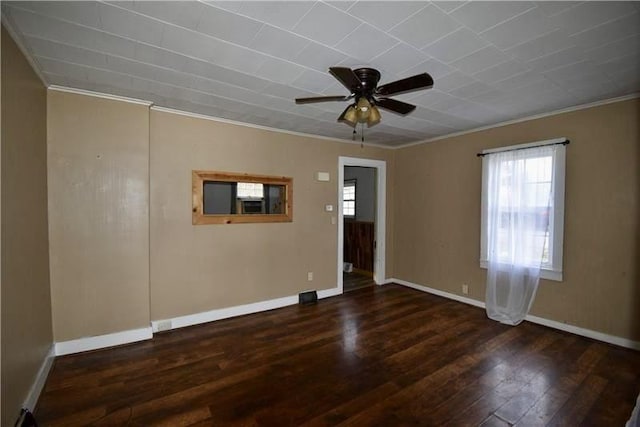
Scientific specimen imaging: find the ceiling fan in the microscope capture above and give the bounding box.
[295,67,434,128]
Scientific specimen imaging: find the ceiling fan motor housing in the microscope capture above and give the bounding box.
[353,68,381,101]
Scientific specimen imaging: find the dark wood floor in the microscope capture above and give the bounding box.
[36,285,640,426]
[343,270,374,292]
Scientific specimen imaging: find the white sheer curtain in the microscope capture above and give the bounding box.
[484,145,555,325]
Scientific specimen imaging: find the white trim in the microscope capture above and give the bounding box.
[48,85,153,106]
[151,287,342,333]
[150,105,391,149]
[22,345,55,412]
[46,88,389,147]
[391,278,485,309]
[54,327,152,356]
[338,157,387,290]
[389,278,640,351]
[480,142,566,281]
[479,261,563,281]
[394,93,640,149]
[151,106,346,144]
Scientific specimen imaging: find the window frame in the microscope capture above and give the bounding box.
[192,170,293,225]
[480,138,566,281]
[343,179,357,219]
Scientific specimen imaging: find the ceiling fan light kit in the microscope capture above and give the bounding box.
[295,66,434,134]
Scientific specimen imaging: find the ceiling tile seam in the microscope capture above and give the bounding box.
[474,4,539,37]
[0,9,50,87]
[318,1,438,56]
[241,21,268,51]
[7,2,341,83]
[199,1,370,67]
[32,54,335,122]
[540,1,583,18]
[473,28,564,71]
[395,92,640,149]
[469,58,532,81]
[519,43,585,69]
[432,2,467,15]
[380,2,430,34]
[366,40,405,65]
[328,21,366,53]
[418,26,473,52]
[20,34,282,103]
[443,5,569,66]
[583,33,640,59]
[148,105,379,147]
[102,2,330,76]
[412,6,534,72]
[284,0,318,36]
[7,11,335,98]
[393,59,442,83]
[568,10,639,38]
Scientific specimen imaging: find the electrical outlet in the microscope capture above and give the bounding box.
[462,284,469,295]
[307,272,313,281]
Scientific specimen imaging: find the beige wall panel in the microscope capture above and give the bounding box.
[47,91,150,342]
[1,26,52,426]
[394,99,640,341]
[150,111,394,320]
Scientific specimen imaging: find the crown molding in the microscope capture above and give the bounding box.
[394,92,640,149]
[44,86,639,151]
[150,105,391,149]
[47,85,153,106]
[43,85,388,148]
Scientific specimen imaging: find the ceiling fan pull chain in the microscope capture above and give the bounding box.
[361,123,365,147]
[352,128,356,141]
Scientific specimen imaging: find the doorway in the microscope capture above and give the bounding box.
[337,157,386,293]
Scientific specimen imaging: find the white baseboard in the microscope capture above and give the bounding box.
[23,345,55,411]
[152,286,343,333]
[391,278,486,309]
[54,327,153,356]
[389,278,640,351]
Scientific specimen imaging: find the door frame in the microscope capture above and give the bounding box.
[337,157,386,292]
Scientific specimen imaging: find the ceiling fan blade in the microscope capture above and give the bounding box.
[329,67,363,92]
[376,73,434,96]
[295,95,349,104]
[375,97,416,115]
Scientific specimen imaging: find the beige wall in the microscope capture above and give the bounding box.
[394,98,640,341]
[1,26,52,426]
[47,91,150,342]
[150,110,394,320]
[45,93,395,336]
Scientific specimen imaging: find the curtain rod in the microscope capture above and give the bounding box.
[477,139,570,157]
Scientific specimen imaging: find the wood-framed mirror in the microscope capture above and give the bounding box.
[192,170,293,225]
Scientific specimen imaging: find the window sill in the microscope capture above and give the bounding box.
[479,260,563,282]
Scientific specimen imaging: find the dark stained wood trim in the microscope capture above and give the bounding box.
[35,285,640,426]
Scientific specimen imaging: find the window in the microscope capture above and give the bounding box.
[192,170,292,224]
[343,180,356,218]
[237,182,263,198]
[480,139,566,281]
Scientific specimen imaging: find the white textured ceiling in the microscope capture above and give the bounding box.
[3,1,639,146]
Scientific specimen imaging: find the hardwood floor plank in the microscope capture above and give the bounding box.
[34,285,640,426]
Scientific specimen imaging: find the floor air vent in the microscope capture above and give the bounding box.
[299,290,318,305]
